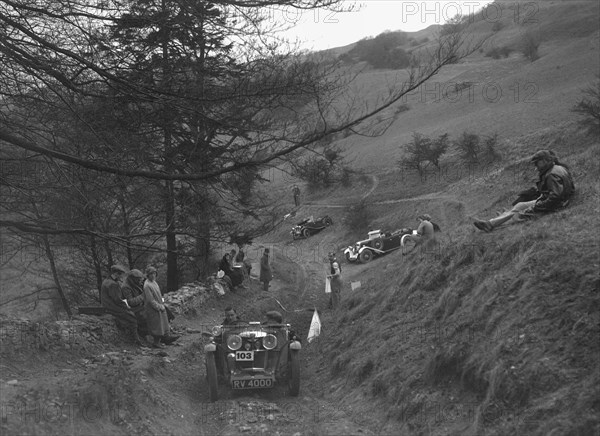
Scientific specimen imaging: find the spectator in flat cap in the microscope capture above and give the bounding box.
[474,149,575,232]
[263,310,283,325]
[101,264,145,346]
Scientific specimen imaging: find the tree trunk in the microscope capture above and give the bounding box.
[90,234,103,302]
[118,189,133,267]
[41,235,72,317]
[165,180,178,293]
[195,212,211,279]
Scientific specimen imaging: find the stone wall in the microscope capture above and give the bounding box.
[0,282,210,353]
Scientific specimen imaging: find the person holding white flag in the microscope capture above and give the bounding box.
[307,309,322,343]
[326,252,342,310]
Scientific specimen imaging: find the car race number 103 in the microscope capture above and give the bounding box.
[236,351,254,361]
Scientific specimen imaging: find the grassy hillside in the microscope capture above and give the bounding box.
[286,3,600,434]
[311,126,599,434]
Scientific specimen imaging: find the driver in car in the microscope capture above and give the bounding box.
[222,307,243,325]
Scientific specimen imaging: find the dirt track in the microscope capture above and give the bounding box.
[130,243,379,436]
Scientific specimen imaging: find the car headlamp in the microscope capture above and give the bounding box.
[227,334,242,350]
[212,326,222,336]
[263,334,277,350]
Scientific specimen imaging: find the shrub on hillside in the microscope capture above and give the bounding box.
[492,21,505,32]
[292,146,347,188]
[344,200,371,235]
[520,30,541,61]
[399,132,431,179]
[395,103,410,115]
[346,31,412,69]
[482,133,502,163]
[485,46,513,59]
[454,131,502,165]
[399,132,449,179]
[572,77,600,135]
[454,131,481,164]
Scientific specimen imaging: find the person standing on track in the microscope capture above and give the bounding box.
[327,252,343,310]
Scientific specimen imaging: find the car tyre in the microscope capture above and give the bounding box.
[345,251,352,262]
[302,228,311,238]
[324,217,333,226]
[206,353,219,402]
[288,350,300,397]
[358,249,373,263]
[373,239,383,250]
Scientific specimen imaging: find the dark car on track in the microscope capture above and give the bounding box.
[290,215,333,239]
[344,228,415,263]
[204,321,301,401]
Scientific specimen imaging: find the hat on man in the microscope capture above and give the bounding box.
[418,214,432,221]
[530,150,554,162]
[264,248,270,253]
[130,269,144,279]
[266,310,283,324]
[110,264,127,274]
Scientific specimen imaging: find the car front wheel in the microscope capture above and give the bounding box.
[288,351,300,397]
[302,228,311,238]
[359,249,373,263]
[206,353,218,402]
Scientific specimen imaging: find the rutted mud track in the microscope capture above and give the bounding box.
[159,242,377,436]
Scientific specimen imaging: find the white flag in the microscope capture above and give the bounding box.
[307,309,321,343]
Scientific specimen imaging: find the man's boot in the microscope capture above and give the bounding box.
[162,335,180,345]
[473,219,494,232]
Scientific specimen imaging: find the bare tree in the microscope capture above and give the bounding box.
[0,0,487,312]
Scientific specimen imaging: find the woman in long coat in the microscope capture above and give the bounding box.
[143,266,169,348]
[259,248,273,292]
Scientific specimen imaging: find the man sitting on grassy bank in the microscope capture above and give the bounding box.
[474,149,575,232]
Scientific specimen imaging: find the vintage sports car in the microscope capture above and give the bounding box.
[290,215,333,239]
[344,228,416,263]
[204,321,301,401]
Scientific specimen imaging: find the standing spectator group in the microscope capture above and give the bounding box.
[101,264,179,348]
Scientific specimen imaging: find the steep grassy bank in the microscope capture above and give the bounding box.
[319,138,600,435]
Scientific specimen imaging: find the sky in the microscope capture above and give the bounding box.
[279,0,495,51]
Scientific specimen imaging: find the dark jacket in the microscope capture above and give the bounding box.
[219,255,232,275]
[122,276,145,314]
[219,255,242,286]
[260,253,272,283]
[100,275,128,313]
[534,164,575,212]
